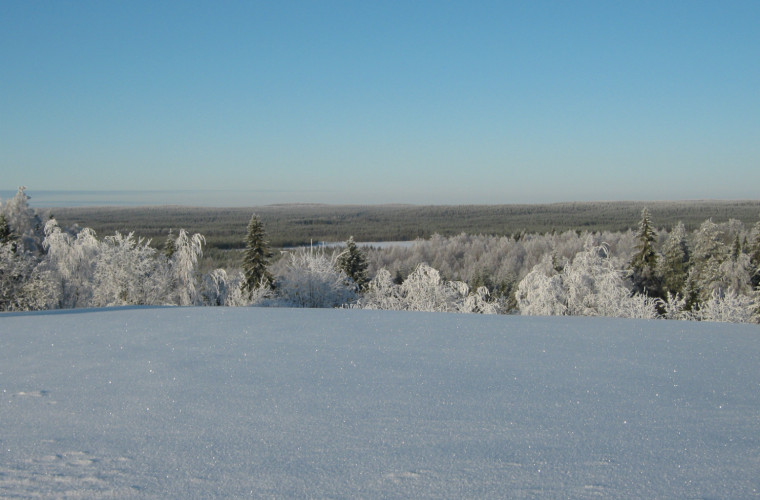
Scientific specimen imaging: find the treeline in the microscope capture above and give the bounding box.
[49,200,760,251]
[2,188,759,323]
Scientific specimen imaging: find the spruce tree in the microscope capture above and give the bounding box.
[242,214,273,293]
[630,208,661,297]
[337,236,369,290]
[657,221,690,296]
[163,229,176,259]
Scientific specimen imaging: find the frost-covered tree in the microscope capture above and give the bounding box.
[337,236,369,290]
[1,187,44,254]
[242,214,273,294]
[0,217,43,311]
[629,208,661,298]
[42,219,100,309]
[713,249,754,298]
[563,243,627,317]
[91,232,171,307]
[169,229,205,306]
[515,256,568,316]
[398,263,464,312]
[686,219,728,306]
[0,241,46,311]
[15,265,56,311]
[516,241,658,319]
[657,222,690,296]
[359,268,403,310]
[276,247,357,308]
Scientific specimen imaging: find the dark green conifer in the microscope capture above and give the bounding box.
[242,214,274,293]
[630,208,661,297]
[163,229,176,259]
[337,236,369,290]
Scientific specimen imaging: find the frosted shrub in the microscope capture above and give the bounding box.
[276,248,357,308]
[460,286,503,314]
[658,292,693,321]
[201,269,233,306]
[244,276,275,306]
[200,269,260,307]
[360,268,403,310]
[694,289,755,323]
[616,293,661,320]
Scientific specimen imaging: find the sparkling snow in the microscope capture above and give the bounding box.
[1,307,759,498]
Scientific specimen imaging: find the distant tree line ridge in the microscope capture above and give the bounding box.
[2,187,759,323]
[48,199,760,250]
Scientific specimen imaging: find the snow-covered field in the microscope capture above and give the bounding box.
[1,308,758,499]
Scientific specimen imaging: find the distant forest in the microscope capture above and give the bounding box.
[49,200,760,251]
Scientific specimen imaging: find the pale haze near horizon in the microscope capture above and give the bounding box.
[2,1,758,206]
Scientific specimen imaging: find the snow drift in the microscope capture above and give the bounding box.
[1,307,759,498]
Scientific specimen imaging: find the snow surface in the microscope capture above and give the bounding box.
[1,307,759,499]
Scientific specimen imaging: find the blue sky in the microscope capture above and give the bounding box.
[2,1,758,205]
